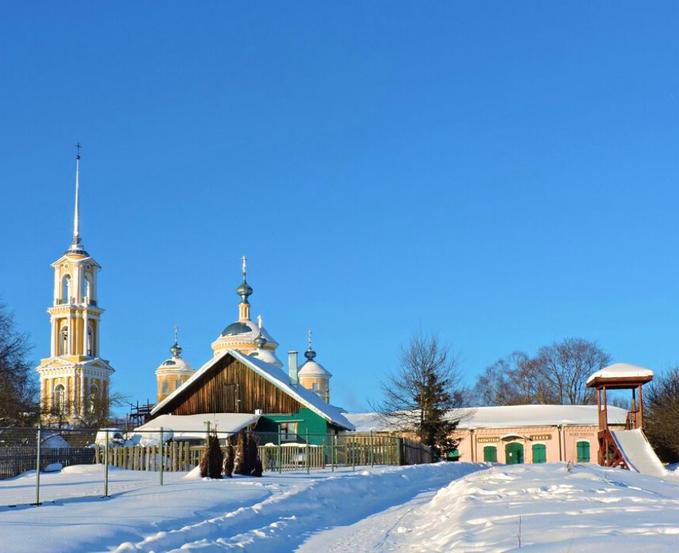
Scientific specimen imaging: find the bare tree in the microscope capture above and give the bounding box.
[473,338,609,406]
[533,338,609,405]
[645,367,679,463]
[40,389,126,428]
[378,333,463,456]
[0,302,38,425]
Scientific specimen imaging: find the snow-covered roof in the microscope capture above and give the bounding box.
[151,350,354,431]
[345,404,628,432]
[233,351,352,430]
[587,363,654,385]
[250,347,283,369]
[453,405,628,428]
[156,355,194,374]
[215,319,278,346]
[135,413,259,439]
[298,359,331,378]
[41,433,70,448]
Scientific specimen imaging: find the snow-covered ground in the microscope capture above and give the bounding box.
[303,463,679,552]
[0,462,482,553]
[1,462,678,552]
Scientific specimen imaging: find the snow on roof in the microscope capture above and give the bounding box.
[233,351,353,430]
[453,405,628,428]
[298,360,331,377]
[41,433,70,448]
[345,404,629,432]
[135,413,259,439]
[586,363,654,385]
[151,350,354,431]
[344,412,404,433]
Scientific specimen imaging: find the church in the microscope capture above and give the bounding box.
[37,150,352,438]
[148,257,354,439]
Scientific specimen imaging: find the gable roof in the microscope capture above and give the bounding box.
[151,350,354,431]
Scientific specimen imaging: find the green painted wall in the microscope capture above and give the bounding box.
[256,408,333,445]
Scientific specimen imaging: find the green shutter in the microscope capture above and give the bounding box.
[532,443,546,464]
[577,441,590,462]
[483,445,497,463]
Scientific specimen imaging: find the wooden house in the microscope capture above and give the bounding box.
[150,349,354,443]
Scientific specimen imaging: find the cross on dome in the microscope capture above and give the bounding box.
[305,329,316,360]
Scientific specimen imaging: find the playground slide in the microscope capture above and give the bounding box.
[610,429,666,477]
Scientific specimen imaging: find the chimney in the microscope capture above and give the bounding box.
[288,350,298,385]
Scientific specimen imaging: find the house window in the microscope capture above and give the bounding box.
[532,443,547,464]
[278,422,299,442]
[577,440,590,463]
[483,445,497,463]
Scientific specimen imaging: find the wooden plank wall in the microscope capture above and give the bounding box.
[157,357,302,416]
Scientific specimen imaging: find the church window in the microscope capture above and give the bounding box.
[59,326,69,355]
[83,274,93,301]
[61,275,71,304]
[162,380,170,396]
[87,323,95,356]
[89,385,99,414]
[53,384,65,414]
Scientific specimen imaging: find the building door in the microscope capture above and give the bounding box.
[483,445,497,463]
[576,441,590,462]
[505,442,524,464]
[532,443,546,464]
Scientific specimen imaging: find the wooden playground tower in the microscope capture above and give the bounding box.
[586,363,654,468]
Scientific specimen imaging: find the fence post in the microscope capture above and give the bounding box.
[370,431,374,468]
[104,429,109,497]
[331,434,336,472]
[34,424,42,506]
[159,427,164,486]
[305,429,310,474]
[277,428,282,474]
[352,440,356,471]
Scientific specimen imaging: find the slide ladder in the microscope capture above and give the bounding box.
[610,429,666,477]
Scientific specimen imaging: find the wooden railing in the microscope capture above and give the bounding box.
[93,435,432,473]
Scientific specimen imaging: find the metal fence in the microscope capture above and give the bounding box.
[0,426,432,508]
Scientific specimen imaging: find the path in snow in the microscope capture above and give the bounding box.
[0,463,484,553]
[111,463,483,553]
[300,463,679,553]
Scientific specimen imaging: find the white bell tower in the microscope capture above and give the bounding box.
[36,146,115,426]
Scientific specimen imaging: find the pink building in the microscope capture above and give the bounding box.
[347,405,628,465]
[452,405,627,464]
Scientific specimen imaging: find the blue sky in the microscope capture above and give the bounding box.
[2,3,679,413]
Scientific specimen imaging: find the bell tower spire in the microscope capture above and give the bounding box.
[69,143,84,253]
